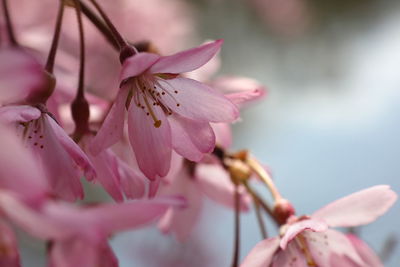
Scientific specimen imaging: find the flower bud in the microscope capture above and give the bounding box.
[273,198,295,225]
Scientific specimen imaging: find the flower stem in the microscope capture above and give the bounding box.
[45,0,65,74]
[246,157,282,201]
[86,0,127,49]
[71,0,90,139]
[74,0,85,98]
[78,0,119,50]
[2,0,18,46]
[242,181,279,226]
[231,184,241,267]
[254,199,267,239]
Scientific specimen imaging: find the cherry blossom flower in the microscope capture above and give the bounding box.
[90,40,239,180]
[241,185,397,267]
[0,105,95,201]
[158,159,251,241]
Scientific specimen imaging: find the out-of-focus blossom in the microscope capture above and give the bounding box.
[241,185,397,267]
[0,191,185,267]
[247,0,311,37]
[90,40,239,180]
[0,48,45,105]
[0,105,95,201]
[158,159,251,241]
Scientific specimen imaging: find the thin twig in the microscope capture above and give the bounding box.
[79,0,119,50]
[45,0,65,73]
[86,0,126,49]
[2,0,18,46]
[231,184,241,267]
[254,199,267,239]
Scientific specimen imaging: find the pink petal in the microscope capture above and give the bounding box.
[117,159,146,199]
[48,115,96,180]
[196,164,250,211]
[120,53,160,81]
[300,229,363,267]
[0,48,44,105]
[210,76,266,108]
[272,242,308,267]
[211,123,232,149]
[26,116,84,201]
[0,123,48,200]
[280,219,328,249]
[149,177,162,198]
[150,40,223,74]
[0,105,41,124]
[0,193,69,240]
[127,99,172,180]
[90,87,129,155]
[49,238,118,267]
[312,185,397,228]
[44,196,186,235]
[347,234,383,267]
[240,238,280,267]
[158,77,239,122]
[169,114,215,162]
[226,89,266,108]
[158,169,202,241]
[85,145,124,202]
[0,220,20,267]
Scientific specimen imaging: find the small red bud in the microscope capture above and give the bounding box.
[273,198,295,225]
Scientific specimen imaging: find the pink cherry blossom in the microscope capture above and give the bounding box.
[0,105,95,201]
[90,40,239,180]
[158,159,250,241]
[241,185,397,267]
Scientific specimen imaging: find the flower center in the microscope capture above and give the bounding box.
[131,74,180,128]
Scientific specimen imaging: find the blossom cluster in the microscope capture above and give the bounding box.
[0,0,397,266]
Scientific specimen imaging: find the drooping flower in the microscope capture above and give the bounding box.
[90,40,239,180]
[241,185,397,267]
[0,105,95,201]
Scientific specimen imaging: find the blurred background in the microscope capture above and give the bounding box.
[14,0,400,266]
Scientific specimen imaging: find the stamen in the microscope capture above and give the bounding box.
[295,235,317,266]
[142,92,161,128]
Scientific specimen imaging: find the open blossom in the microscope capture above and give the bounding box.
[0,105,95,201]
[90,40,239,180]
[241,185,397,267]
